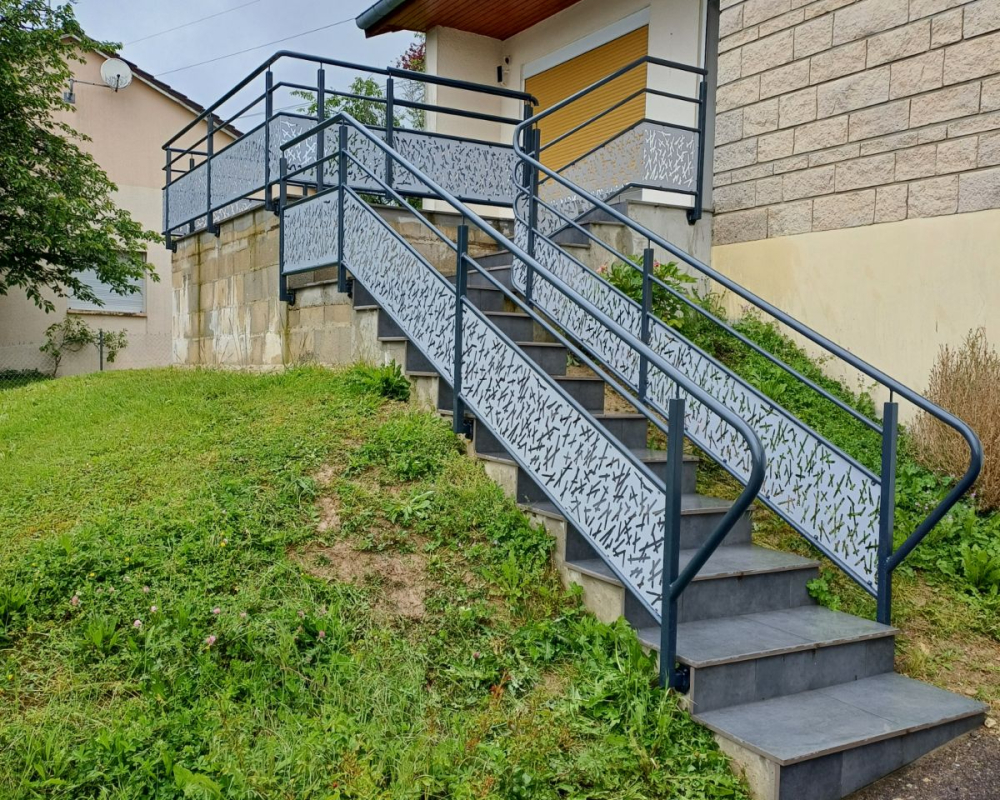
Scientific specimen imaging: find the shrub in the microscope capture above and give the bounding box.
[342,362,411,401]
[596,255,696,327]
[913,328,1000,511]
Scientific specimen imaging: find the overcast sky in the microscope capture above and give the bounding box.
[73,0,416,121]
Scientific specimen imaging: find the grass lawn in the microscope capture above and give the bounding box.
[0,367,747,799]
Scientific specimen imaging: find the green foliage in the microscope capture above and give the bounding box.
[0,367,748,798]
[341,360,410,401]
[294,76,396,128]
[0,1,159,311]
[597,255,697,327]
[960,545,1000,592]
[348,411,465,480]
[39,315,128,376]
[806,577,842,611]
[0,369,48,390]
[679,295,1000,620]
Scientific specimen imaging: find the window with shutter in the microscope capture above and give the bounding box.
[68,255,146,315]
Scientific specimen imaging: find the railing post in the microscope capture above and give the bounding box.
[385,76,395,192]
[164,150,174,252]
[452,225,469,435]
[337,123,348,293]
[660,397,686,690]
[278,155,290,304]
[687,78,708,225]
[638,247,654,402]
[877,401,899,625]
[206,116,217,236]
[525,127,541,306]
[315,68,326,194]
[188,157,196,235]
[264,69,274,213]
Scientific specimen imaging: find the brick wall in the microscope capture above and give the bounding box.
[712,0,1000,244]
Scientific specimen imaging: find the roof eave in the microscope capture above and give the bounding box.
[356,0,413,35]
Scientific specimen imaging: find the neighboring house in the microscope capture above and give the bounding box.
[358,0,1000,403]
[0,47,232,376]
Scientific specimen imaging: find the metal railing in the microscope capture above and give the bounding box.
[513,81,982,627]
[523,56,709,227]
[278,112,766,691]
[161,50,536,246]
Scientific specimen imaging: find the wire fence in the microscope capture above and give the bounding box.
[0,333,174,392]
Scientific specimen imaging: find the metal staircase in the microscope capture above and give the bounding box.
[162,53,986,800]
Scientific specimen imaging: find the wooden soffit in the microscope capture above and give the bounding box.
[357,0,586,40]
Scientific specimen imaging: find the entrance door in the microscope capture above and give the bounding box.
[525,26,649,171]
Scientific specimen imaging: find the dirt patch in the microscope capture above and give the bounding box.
[847,728,1000,800]
[295,540,428,619]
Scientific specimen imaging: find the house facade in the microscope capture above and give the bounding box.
[0,48,230,377]
[359,0,1000,402]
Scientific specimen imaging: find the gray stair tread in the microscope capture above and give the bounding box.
[566,558,617,582]
[680,544,819,581]
[565,544,817,590]
[632,448,698,464]
[696,673,986,766]
[636,606,896,666]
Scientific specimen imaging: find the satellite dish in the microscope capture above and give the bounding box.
[101,58,133,92]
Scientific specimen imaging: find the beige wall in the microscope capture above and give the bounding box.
[708,0,1000,407]
[712,207,1000,415]
[0,49,229,376]
[712,0,1000,244]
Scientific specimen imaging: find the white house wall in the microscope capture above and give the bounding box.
[425,0,709,146]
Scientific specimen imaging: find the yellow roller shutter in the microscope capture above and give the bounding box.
[525,26,648,171]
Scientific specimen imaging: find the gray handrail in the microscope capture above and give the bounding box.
[513,85,982,619]
[164,49,536,150]
[280,111,767,688]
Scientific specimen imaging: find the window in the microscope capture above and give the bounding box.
[68,255,146,315]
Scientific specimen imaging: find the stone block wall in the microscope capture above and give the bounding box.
[172,208,285,368]
[713,0,1000,244]
[172,204,507,370]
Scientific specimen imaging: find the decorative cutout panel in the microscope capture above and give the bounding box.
[211,123,266,210]
[511,237,882,589]
[166,161,207,230]
[336,193,673,611]
[282,193,340,275]
[535,121,698,237]
[394,131,518,204]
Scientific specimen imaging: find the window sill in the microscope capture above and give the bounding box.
[67,309,147,318]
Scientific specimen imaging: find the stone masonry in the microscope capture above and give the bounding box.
[171,205,506,369]
[713,0,1000,244]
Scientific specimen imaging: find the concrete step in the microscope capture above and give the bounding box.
[697,673,985,800]
[637,605,898,714]
[485,311,557,343]
[452,262,513,290]
[568,541,815,626]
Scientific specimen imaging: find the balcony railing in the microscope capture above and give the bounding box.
[161,50,537,247]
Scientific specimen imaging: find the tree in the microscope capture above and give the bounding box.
[294,76,395,128]
[0,1,158,312]
[394,35,426,131]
